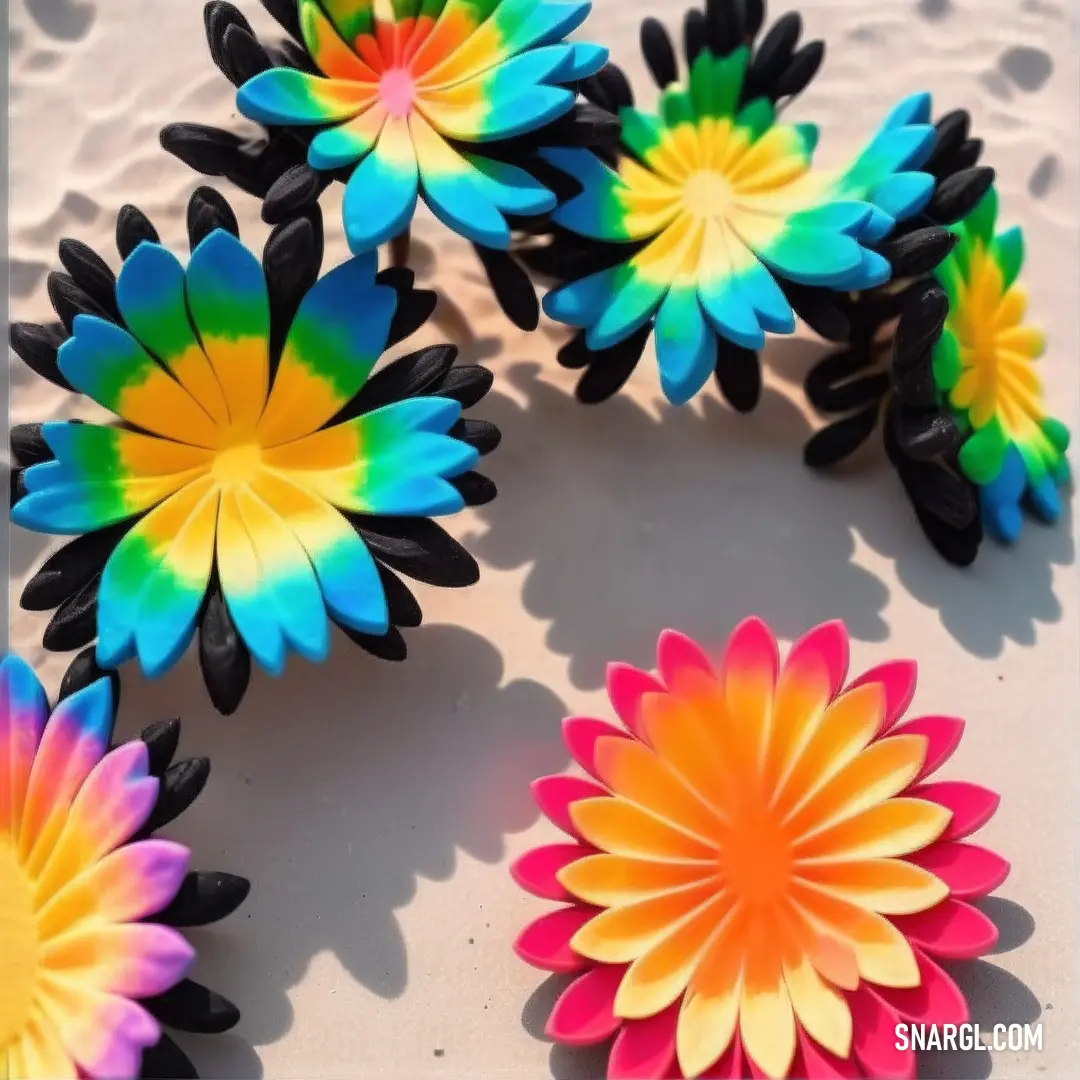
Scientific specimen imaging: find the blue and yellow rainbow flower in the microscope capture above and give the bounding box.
[932,188,1070,542]
[235,0,607,254]
[541,47,939,405]
[11,231,484,684]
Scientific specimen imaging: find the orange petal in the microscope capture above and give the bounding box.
[798,857,948,916]
[558,853,717,909]
[570,796,718,863]
[739,938,796,1079]
[797,797,951,862]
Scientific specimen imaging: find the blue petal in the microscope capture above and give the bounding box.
[655,291,715,406]
[871,171,936,222]
[342,137,419,254]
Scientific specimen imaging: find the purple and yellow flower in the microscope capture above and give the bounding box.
[931,188,1070,542]
[234,0,608,254]
[10,190,500,713]
[540,47,939,406]
[0,653,247,1079]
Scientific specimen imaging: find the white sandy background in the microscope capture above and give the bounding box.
[8,0,1080,1076]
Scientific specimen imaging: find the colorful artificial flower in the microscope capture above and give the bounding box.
[805,186,1068,565]
[10,188,500,714]
[514,620,1008,1080]
[529,6,942,409]
[0,653,248,1079]
[161,0,615,330]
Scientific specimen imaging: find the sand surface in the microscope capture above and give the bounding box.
[7,0,1080,1076]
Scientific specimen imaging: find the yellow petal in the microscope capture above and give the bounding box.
[739,947,796,1080]
[798,857,948,916]
[558,854,717,908]
[797,796,951,862]
[993,284,1028,329]
[570,796,718,863]
[570,880,721,964]
[783,954,853,1059]
[996,324,1046,359]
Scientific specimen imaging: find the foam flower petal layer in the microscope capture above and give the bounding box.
[513,620,1008,1079]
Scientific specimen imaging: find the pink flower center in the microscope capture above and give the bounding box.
[379,68,415,118]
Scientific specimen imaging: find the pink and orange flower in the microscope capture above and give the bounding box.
[513,620,1008,1080]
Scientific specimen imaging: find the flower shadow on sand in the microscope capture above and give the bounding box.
[109,623,569,1070]
[523,897,1040,1080]
[467,354,892,691]
[768,339,1075,658]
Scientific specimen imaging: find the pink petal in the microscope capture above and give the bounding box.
[546,964,626,1045]
[890,715,965,783]
[908,842,1010,899]
[847,986,916,1080]
[511,843,592,902]
[515,906,597,973]
[847,660,917,733]
[607,663,666,740]
[910,781,1000,841]
[656,630,714,689]
[607,1001,679,1079]
[719,617,779,687]
[796,1030,861,1078]
[889,898,999,960]
[874,948,969,1027]
[702,1036,747,1079]
[532,775,610,839]
[563,716,628,779]
[785,620,850,702]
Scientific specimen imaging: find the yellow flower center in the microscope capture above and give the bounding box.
[682,169,736,219]
[211,442,264,486]
[0,839,36,1048]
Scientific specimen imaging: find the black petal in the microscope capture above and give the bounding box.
[684,9,707,67]
[450,418,501,455]
[774,40,824,101]
[143,980,240,1034]
[516,233,630,282]
[338,623,408,661]
[154,871,251,928]
[879,226,958,278]
[714,340,763,413]
[221,23,273,85]
[941,138,985,176]
[376,561,424,628]
[926,109,970,174]
[783,283,851,343]
[275,37,321,74]
[706,0,744,57]
[10,468,26,507]
[901,459,979,529]
[745,0,766,40]
[892,358,939,409]
[264,213,322,361]
[59,646,121,709]
[450,471,498,507]
[804,406,880,469]
[895,282,948,365]
[141,1034,198,1080]
[430,365,494,409]
[557,330,593,369]
[596,63,634,111]
[198,586,251,716]
[579,73,613,113]
[354,517,481,588]
[139,718,182,777]
[911,499,983,567]
[10,321,72,390]
[387,286,438,350]
[48,272,109,334]
[187,186,240,250]
[340,344,458,422]
[159,121,248,177]
[258,0,303,40]
[42,576,100,653]
[205,2,255,86]
[474,245,540,331]
[642,17,678,88]
[57,239,119,319]
[926,166,995,226]
[804,347,875,413]
[116,205,160,260]
[575,325,651,404]
[136,758,210,838]
[22,522,128,612]
[11,422,52,467]
[747,12,801,100]
[891,403,962,461]
[263,163,330,224]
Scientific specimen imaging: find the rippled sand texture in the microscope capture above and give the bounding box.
[8,0,1080,1076]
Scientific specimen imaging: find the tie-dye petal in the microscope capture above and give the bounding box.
[237,68,379,126]
[0,655,48,840]
[460,152,557,217]
[319,0,377,45]
[654,287,714,406]
[342,115,420,254]
[411,111,512,248]
[258,251,395,444]
[185,230,271,434]
[299,0,380,81]
[308,102,389,170]
[251,471,390,637]
[56,316,219,447]
[515,622,1007,1079]
[543,148,637,242]
[114,242,230,426]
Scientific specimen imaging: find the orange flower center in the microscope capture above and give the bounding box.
[719,803,794,907]
[211,442,263,486]
[380,67,416,117]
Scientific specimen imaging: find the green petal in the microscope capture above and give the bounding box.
[931,330,963,391]
[660,85,695,130]
[620,106,665,160]
[965,186,999,245]
[736,97,775,143]
[1042,416,1071,454]
[958,420,1009,484]
[993,225,1025,291]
